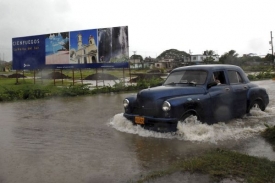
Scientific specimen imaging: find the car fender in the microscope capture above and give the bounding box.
[124,95,137,113]
[165,93,211,121]
[247,87,265,104]
[246,87,268,112]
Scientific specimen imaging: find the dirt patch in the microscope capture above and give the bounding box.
[42,72,71,79]
[130,73,164,82]
[147,69,162,73]
[0,75,8,78]
[84,73,118,80]
[8,73,26,78]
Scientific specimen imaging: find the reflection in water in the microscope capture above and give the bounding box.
[0,94,142,183]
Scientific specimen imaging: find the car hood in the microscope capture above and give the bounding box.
[137,85,206,101]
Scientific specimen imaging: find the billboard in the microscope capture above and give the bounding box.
[12,26,129,70]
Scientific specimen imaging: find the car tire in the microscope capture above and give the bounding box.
[248,99,265,113]
[179,113,197,123]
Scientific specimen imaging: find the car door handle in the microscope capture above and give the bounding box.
[225,88,230,91]
[244,86,248,89]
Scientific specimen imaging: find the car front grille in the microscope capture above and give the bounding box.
[132,106,156,116]
[131,98,161,117]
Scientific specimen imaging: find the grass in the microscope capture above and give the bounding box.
[0,73,164,101]
[134,124,275,183]
[135,149,275,183]
[261,125,275,146]
[242,65,274,72]
[247,70,275,80]
[42,68,131,79]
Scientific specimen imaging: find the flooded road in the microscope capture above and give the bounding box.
[0,80,275,183]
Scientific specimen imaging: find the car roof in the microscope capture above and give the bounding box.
[172,64,242,72]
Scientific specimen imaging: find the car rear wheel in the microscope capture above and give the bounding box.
[248,99,265,113]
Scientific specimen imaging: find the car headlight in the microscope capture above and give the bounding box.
[123,99,129,108]
[162,101,171,111]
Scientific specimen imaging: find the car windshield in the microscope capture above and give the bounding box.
[164,70,207,85]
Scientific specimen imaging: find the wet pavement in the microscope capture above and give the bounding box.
[0,80,274,183]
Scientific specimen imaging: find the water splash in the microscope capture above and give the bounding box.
[109,107,275,144]
[108,113,175,139]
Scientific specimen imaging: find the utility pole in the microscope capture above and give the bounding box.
[271,31,274,69]
[133,51,136,69]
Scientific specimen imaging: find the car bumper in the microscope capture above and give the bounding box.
[123,113,178,132]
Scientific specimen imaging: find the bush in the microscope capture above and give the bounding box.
[261,125,275,145]
[59,84,91,96]
[0,78,165,102]
[0,86,49,101]
[247,70,275,81]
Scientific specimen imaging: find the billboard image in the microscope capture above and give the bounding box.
[45,32,70,65]
[98,27,129,63]
[70,29,98,64]
[12,26,129,70]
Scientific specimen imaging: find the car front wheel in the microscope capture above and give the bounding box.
[179,112,197,123]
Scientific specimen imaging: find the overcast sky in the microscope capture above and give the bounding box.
[0,0,275,61]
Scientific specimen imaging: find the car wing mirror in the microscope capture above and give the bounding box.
[207,82,217,89]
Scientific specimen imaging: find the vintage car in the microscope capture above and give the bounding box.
[123,65,269,132]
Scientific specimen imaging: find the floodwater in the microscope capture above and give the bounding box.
[0,80,274,183]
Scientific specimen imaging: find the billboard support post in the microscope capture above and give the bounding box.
[72,69,75,86]
[123,68,125,86]
[102,68,105,86]
[53,69,56,86]
[33,70,36,84]
[80,69,83,85]
[16,70,19,84]
[61,69,63,85]
[96,68,98,88]
[40,69,43,84]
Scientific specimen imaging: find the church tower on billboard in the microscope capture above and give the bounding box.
[72,33,98,64]
[77,34,83,49]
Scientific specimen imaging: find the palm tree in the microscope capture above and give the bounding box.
[228,50,238,57]
[203,50,215,56]
[203,50,216,64]
[219,50,239,65]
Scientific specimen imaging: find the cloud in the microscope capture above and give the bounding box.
[1,0,275,61]
[247,38,266,54]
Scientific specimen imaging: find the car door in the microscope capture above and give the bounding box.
[207,70,234,121]
[227,70,247,117]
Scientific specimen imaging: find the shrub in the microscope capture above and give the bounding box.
[59,84,91,96]
[0,77,165,102]
[261,125,275,145]
[248,70,275,81]
[0,85,49,101]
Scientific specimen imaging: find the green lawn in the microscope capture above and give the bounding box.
[135,149,275,183]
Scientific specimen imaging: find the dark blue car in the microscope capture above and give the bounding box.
[123,65,269,132]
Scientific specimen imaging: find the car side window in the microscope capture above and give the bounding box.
[213,71,226,84]
[228,70,243,84]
